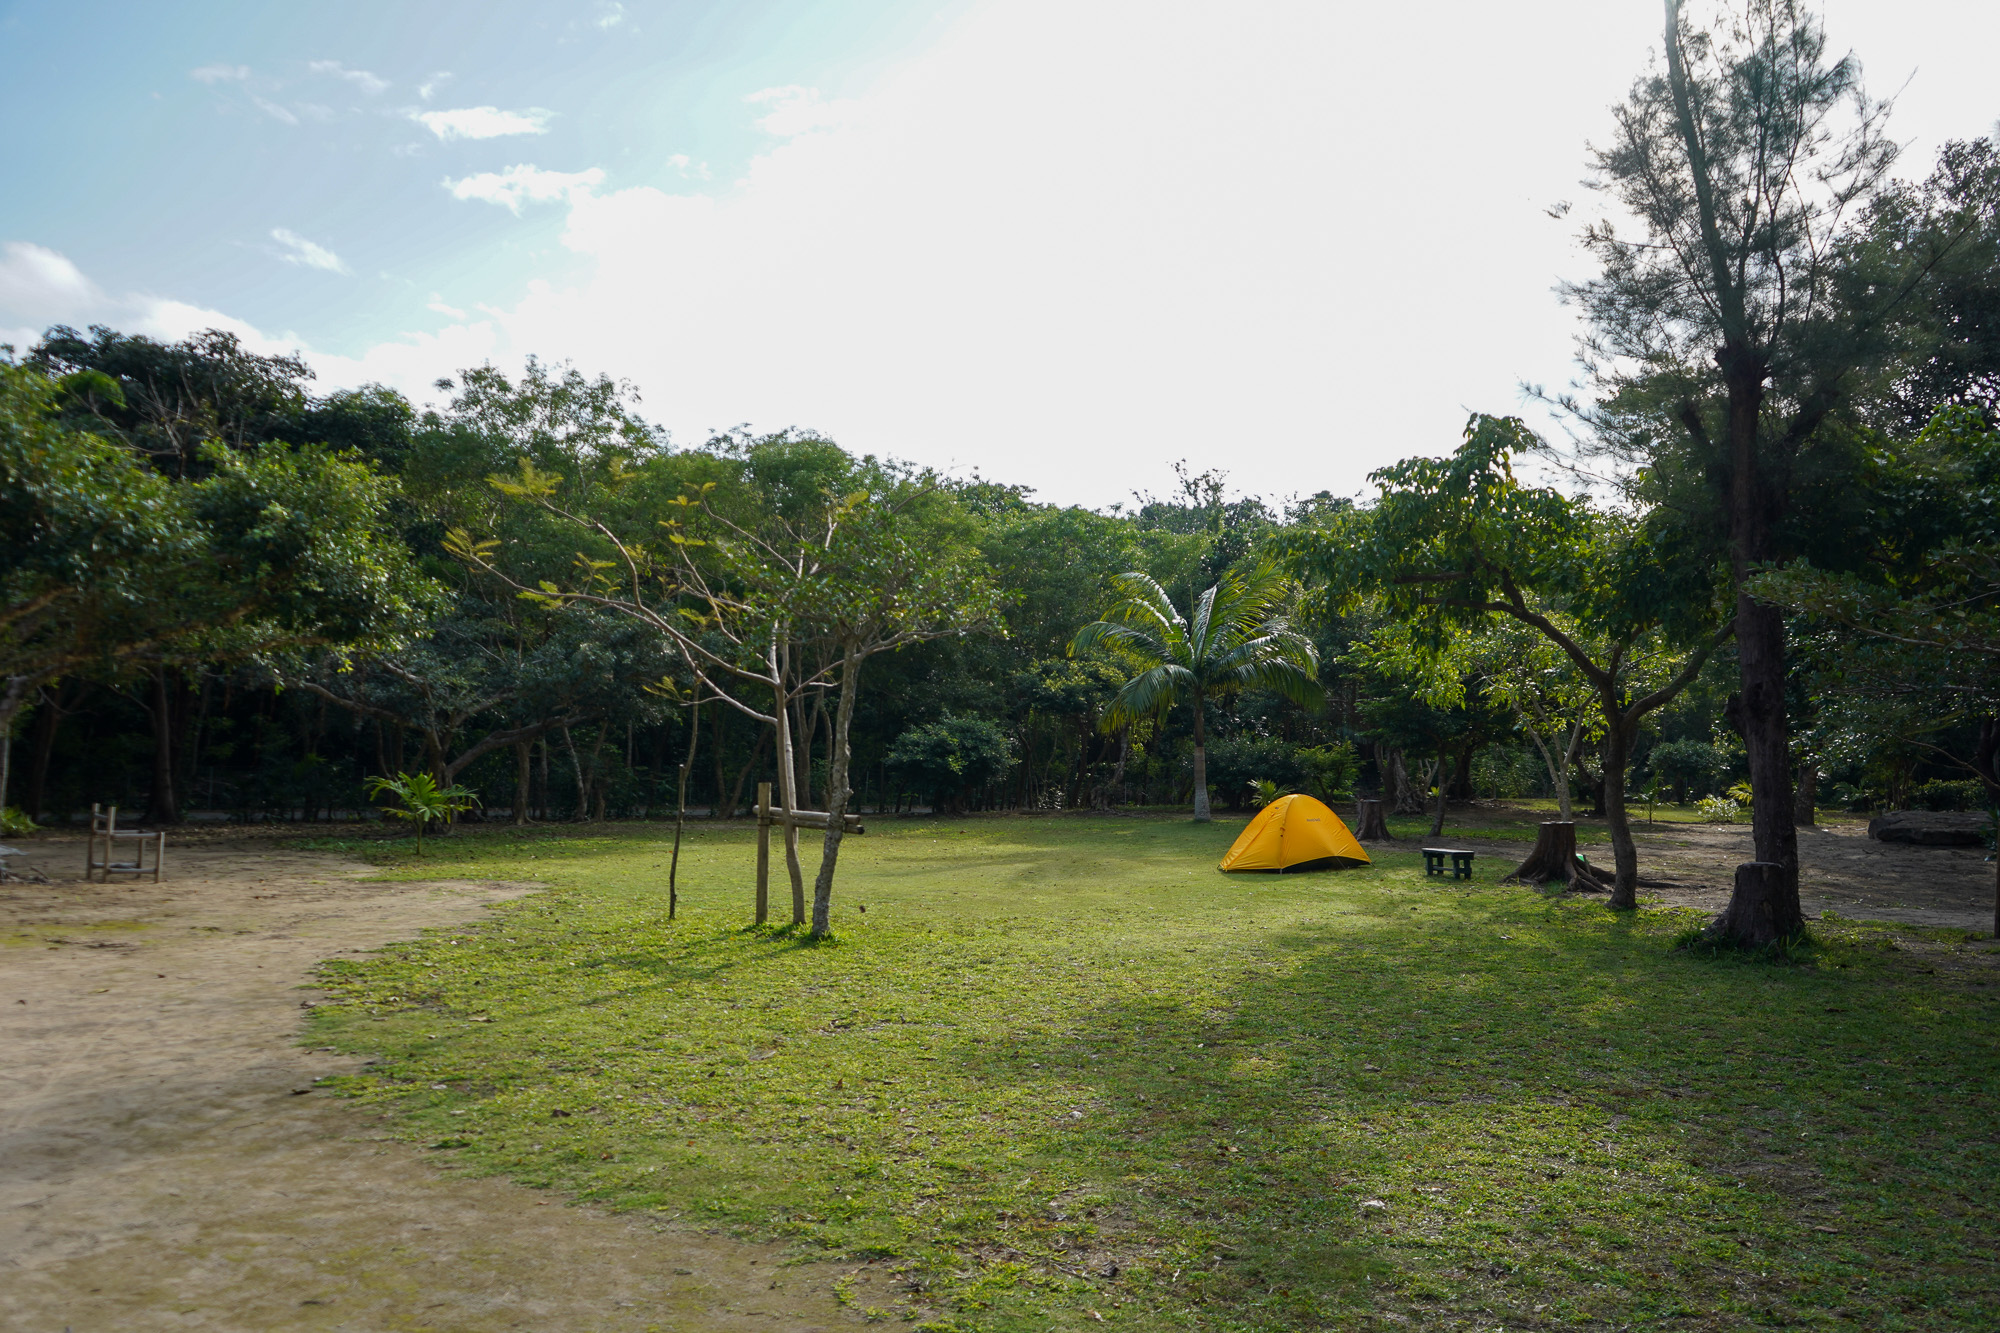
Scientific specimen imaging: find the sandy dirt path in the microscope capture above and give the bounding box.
[0,838,857,1332]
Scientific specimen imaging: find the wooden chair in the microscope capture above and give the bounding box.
[85,804,165,883]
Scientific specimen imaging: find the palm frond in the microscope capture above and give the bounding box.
[1107,662,1195,727]
[1070,618,1171,664]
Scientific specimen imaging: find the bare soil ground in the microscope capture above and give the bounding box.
[1438,806,1997,930]
[0,833,857,1332]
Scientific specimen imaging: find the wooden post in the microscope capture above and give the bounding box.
[755,781,771,926]
[1354,798,1391,842]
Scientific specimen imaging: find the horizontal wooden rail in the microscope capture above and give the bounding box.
[753,782,864,926]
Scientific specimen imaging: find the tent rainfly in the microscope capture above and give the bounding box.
[1218,794,1371,873]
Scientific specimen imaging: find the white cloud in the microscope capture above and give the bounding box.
[666,153,710,180]
[0,239,494,400]
[308,60,389,94]
[190,64,249,84]
[353,0,1638,504]
[744,86,850,138]
[0,241,102,317]
[427,293,468,319]
[250,95,299,126]
[596,3,626,30]
[271,228,349,274]
[62,0,2000,509]
[445,165,606,214]
[417,72,451,102]
[411,106,552,141]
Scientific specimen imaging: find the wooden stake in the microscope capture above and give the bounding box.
[755,781,771,925]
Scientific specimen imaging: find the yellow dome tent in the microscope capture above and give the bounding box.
[1218,794,1371,873]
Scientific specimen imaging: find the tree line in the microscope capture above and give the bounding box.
[3,1,1996,943]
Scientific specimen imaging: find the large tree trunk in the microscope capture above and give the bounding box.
[1450,743,1475,801]
[811,649,862,937]
[1735,594,1802,934]
[1703,861,1797,949]
[1663,0,1802,934]
[145,668,179,824]
[1190,695,1211,822]
[1388,748,1426,815]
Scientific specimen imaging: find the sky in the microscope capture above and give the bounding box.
[3,1,1997,510]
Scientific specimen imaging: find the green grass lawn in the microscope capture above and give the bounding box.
[307,817,1998,1331]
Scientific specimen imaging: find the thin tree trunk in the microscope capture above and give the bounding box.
[670,701,699,919]
[588,724,609,821]
[811,648,862,937]
[1428,747,1448,837]
[513,741,531,825]
[723,730,769,821]
[146,668,179,824]
[23,682,66,821]
[1106,726,1130,808]
[1602,716,1639,908]
[1190,691,1210,822]
[561,726,588,821]
[1793,758,1817,828]
[711,704,729,816]
[773,643,805,925]
[1557,722,1585,820]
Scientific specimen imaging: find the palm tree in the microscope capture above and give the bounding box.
[1071,560,1319,821]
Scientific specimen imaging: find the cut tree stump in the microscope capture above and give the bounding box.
[1508,821,1609,892]
[1354,798,1391,842]
[1702,861,1802,948]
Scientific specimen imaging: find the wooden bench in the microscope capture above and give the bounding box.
[85,804,165,883]
[1422,847,1475,880]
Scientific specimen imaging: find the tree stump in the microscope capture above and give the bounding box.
[1703,861,1803,948]
[1354,798,1391,842]
[1508,821,1609,892]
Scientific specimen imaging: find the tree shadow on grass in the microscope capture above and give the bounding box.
[931,892,1997,1329]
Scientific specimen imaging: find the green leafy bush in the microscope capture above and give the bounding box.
[1297,741,1361,803]
[1695,794,1745,823]
[0,807,36,838]
[1202,737,1308,810]
[885,716,1015,813]
[1911,778,1988,811]
[1648,739,1727,802]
